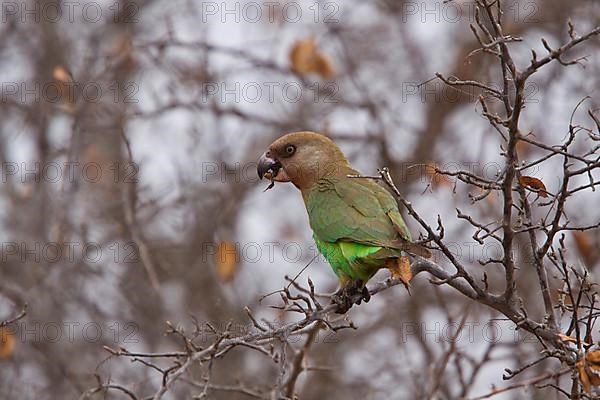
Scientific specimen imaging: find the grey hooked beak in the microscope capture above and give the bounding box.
[257,152,281,180]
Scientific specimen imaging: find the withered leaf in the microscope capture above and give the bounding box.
[573,231,599,267]
[558,333,590,346]
[289,37,336,79]
[578,359,592,393]
[577,349,600,393]
[518,176,548,197]
[313,52,336,79]
[214,241,239,282]
[424,163,453,188]
[52,65,76,108]
[516,140,530,156]
[52,65,73,83]
[0,328,15,359]
[290,37,317,76]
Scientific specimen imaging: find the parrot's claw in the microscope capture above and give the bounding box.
[331,291,353,314]
[331,281,370,313]
[353,286,370,305]
[360,286,371,303]
[331,286,353,313]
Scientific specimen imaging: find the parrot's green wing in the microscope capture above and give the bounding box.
[305,175,429,283]
[306,176,422,251]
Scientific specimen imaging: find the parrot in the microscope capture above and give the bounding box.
[257,131,431,312]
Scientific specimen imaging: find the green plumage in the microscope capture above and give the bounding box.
[304,173,413,285]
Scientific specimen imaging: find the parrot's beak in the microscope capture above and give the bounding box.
[257,152,289,182]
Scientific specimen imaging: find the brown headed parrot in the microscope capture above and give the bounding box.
[257,131,430,312]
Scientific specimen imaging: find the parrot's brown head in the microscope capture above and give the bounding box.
[258,131,352,191]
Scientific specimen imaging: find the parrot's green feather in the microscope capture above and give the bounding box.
[306,174,419,284]
[314,239,381,283]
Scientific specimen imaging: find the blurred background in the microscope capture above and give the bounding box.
[0,0,599,398]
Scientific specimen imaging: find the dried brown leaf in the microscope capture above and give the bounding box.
[573,231,599,267]
[314,52,336,79]
[52,65,73,83]
[289,37,336,79]
[290,37,317,76]
[0,328,15,359]
[424,163,453,188]
[516,140,530,156]
[52,65,76,108]
[558,333,590,345]
[578,349,600,393]
[214,241,238,282]
[518,176,548,197]
[579,359,592,393]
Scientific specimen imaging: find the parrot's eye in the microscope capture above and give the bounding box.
[284,144,296,156]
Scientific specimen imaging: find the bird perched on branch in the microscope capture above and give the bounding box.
[257,131,431,312]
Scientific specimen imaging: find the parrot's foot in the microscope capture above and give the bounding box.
[331,291,354,314]
[331,285,353,313]
[331,281,370,313]
[360,286,371,303]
